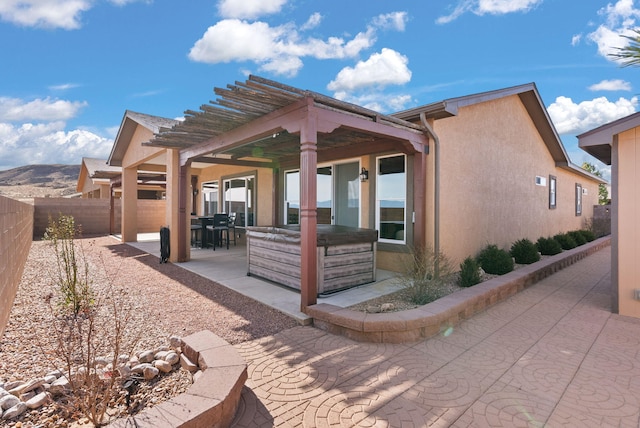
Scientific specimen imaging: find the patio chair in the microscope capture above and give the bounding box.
[206,213,230,250]
[227,212,237,246]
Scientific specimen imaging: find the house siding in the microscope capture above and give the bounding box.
[432,95,600,264]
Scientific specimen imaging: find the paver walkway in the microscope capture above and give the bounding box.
[230,247,640,427]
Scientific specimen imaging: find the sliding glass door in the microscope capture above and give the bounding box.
[223,176,255,227]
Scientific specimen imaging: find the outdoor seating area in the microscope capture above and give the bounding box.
[191,214,238,250]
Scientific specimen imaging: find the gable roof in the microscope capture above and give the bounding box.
[76,157,121,192]
[394,83,606,184]
[107,110,179,167]
[577,111,640,165]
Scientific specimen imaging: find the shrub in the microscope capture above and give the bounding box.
[568,230,587,246]
[553,233,577,250]
[477,244,514,275]
[510,239,541,264]
[44,215,93,316]
[536,237,563,255]
[579,229,596,242]
[397,246,455,305]
[458,257,482,287]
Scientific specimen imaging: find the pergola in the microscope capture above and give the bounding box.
[146,76,430,310]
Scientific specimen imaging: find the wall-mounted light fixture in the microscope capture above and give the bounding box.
[359,167,369,182]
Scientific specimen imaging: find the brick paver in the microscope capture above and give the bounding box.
[231,248,640,427]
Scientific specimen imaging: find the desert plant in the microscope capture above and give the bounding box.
[568,230,587,246]
[458,257,482,287]
[477,244,514,275]
[536,236,563,255]
[510,239,541,264]
[44,214,93,316]
[553,233,577,250]
[397,246,454,305]
[579,229,596,242]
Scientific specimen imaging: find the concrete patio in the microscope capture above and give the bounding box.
[123,235,637,426]
[126,233,399,324]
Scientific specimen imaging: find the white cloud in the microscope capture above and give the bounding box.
[188,19,378,76]
[217,0,286,20]
[328,48,411,92]
[548,95,637,135]
[49,83,81,91]
[0,121,112,169]
[0,0,92,29]
[589,79,631,91]
[587,0,640,62]
[0,97,87,122]
[301,12,322,31]
[571,34,582,46]
[437,0,541,24]
[372,12,408,31]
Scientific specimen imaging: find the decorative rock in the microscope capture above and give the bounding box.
[179,354,198,373]
[3,381,23,391]
[117,354,129,364]
[94,357,110,368]
[155,345,169,353]
[142,366,159,381]
[2,402,27,420]
[131,363,154,375]
[45,370,62,379]
[154,350,169,360]
[169,335,182,350]
[366,305,381,313]
[152,360,172,373]
[43,374,58,384]
[381,303,394,312]
[129,357,140,366]
[117,365,132,377]
[49,377,70,397]
[12,378,45,395]
[164,352,180,365]
[20,391,35,402]
[25,392,50,409]
[0,394,20,410]
[138,350,155,363]
[0,388,8,398]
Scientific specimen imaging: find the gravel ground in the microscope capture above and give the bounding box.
[0,236,298,427]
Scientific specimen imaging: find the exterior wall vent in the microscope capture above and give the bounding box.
[535,176,546,186]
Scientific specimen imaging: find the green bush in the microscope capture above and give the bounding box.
[477,244,514,275]
[536,237,563,255]
[458,257,482,287]
[554,233,577,250]
[510,239,541,264]
[579,229,596,242]
[568,230,587,246]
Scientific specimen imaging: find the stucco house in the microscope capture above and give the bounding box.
[578,112,639,317]
[108,76,604,311]
[77,157,121,198]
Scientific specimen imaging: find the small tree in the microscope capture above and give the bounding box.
[397,246,454,305]
[44,214,93,317]
[581,162,609,205]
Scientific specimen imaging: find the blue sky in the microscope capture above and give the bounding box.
[1,0,639,180]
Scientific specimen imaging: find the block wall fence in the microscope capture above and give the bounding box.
[0,196,34,336]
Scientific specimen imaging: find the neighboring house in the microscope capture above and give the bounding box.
[77,157,121,198]
[107,110,179,242]
[578,112,639,318]
[108,76,605,311]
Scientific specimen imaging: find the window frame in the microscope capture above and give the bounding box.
[575,183,582,216]
[375,153,407,245]
[549,175,557,209]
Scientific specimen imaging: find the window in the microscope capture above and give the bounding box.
[549,175,556,209]
[376,154,406,243]
[223,176,255,227]
[575,183,582,216]
[202,181,218,216]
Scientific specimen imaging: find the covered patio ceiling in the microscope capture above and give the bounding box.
[145,75,429,167]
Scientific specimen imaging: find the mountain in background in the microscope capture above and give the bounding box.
[0,164,80,199]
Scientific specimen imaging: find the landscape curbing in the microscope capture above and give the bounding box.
[109,330,247,428]
[306,236,612,343]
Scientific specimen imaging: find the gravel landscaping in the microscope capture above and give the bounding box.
[0,235,298,427]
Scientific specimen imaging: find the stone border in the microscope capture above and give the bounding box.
[306,237,611,343]
[110,330,247,427]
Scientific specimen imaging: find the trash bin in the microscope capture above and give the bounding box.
[160,226,170,263]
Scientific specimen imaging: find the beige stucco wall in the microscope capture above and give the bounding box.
[0,196,33,337]
[614,127,640,317]
[425,95,599,265]
[196,164,274,226]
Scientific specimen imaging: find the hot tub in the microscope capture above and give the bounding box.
[246,225,378,295]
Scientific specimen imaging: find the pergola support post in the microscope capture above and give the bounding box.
[299,112,318,311]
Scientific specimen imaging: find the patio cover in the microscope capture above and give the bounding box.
[145,75,430,310]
